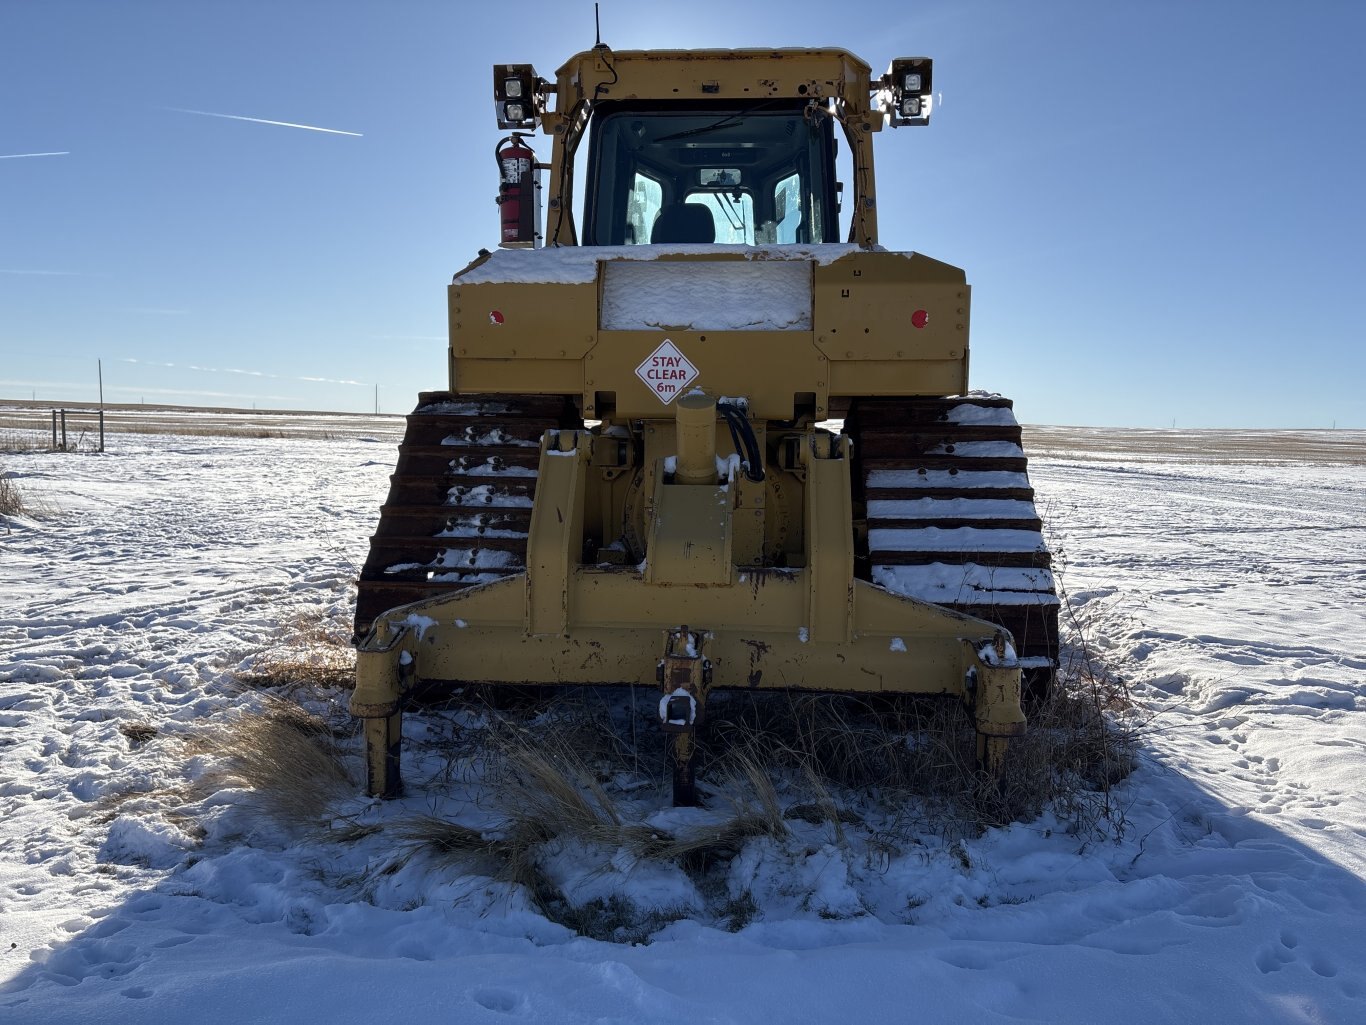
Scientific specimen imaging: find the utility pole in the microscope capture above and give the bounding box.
[98,359,105,452]
[374,384,379,415]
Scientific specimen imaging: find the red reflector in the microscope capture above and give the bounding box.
[911,309,930,329]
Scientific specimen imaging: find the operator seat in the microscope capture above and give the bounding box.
[651,203,716,243]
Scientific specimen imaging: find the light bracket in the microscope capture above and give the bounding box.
[494,64,542,130]
[879,57,933,127]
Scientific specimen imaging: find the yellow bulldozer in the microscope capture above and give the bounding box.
[351,44,1059,805]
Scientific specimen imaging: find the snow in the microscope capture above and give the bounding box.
[872,563,1059,604]
[456,243,873,285]
[946,402,1018,426]
[868,526,1046,553]
[431,547,517,569]
[867,468,1031,489]
[867,497,1039,520]
[976,638,1018,667]
[2,410,1365,1023]
[926,439,1024,458]
[436,517,526,539]
[602,260,811,332]
[449,458,536,477]
[658,689,696,727]
[443,428,538,448]
[446,483,532,508]
[398,613,438,639]
[418,399,511,415]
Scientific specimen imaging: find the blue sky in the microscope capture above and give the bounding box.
[3,0,1363,428]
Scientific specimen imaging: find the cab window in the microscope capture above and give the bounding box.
[584,101,838,246]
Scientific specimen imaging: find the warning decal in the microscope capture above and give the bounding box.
[635,339,699,405]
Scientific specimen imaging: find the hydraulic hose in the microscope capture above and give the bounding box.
[716,402,765,483]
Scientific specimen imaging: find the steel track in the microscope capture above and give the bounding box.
[845,395,1060,698]
[353,391,575,641]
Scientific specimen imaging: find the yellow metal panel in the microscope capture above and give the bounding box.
[525,432,589,635]
[591,330,825,420]
[828,360,968,397]
[360,570,1001,696]
[814,251,970,362]
[451,359,585,395]
[554,49,875,112]
[644,478,734,587]
[449,281,596,360]
[803,434,854,644]
[446,249,973,404]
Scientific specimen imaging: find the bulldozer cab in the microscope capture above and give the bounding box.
[496,48,936,249]
[582,100,841,246]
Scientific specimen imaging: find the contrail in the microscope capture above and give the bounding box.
[123,357,274,379]
[167,107,362,137]
[300,375,368,386]
[121,357,368,387]
[0,151,69,159]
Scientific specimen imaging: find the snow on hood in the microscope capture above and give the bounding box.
[455,243,882,286]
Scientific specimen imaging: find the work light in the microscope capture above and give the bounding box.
[494,64,539,129]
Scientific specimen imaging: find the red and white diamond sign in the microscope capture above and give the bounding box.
[635,338,698,404]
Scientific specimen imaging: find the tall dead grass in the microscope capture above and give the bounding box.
[196,698,355,826]
[704,668,1137,842]
[0,428,48,453]
[234,608,355,693]
[365,703,793,937]
[0,468,56,518]
[0,473,25,517]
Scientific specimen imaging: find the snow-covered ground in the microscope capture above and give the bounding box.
[1,409,1363,1023]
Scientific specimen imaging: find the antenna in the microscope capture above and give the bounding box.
[594,2,605,49]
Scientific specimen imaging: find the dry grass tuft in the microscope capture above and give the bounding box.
[494,727,625,841]
[202,698,355,825]
[0,429,47,453]
[119,720,158,748]
[554,896,692,944]
[383,648,1139,940]
[390,814,506,866]
[983,657,1139,833]
[703,666,1137,841]
[0,475,23,517]
[381,711,800,935]
[0,469,47,518]
[235,609,355,692]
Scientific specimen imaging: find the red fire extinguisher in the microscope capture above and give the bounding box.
[496,134,540,248]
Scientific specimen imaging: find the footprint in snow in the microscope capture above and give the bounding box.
[471,988,524,1014]
[1254,931,1341,979]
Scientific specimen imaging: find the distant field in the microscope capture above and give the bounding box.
[2,400,1363,465]
[0,401,404,445]
[1023,423,1366,465]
